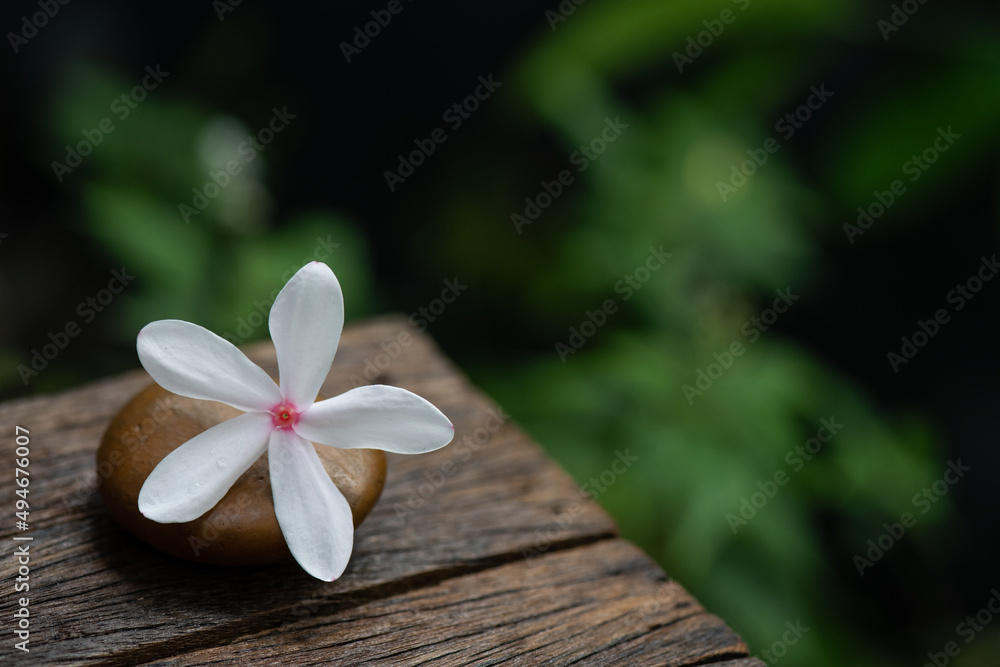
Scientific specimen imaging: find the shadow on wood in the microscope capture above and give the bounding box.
[0,315,764,666]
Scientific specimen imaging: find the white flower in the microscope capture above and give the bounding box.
[135,262,454,581]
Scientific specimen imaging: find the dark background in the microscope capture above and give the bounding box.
[2,1,998,665]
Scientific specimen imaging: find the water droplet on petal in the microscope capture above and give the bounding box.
[217,457,230,469]
[188,483,202,495]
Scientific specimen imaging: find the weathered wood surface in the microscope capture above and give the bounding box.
[0,315,763,666]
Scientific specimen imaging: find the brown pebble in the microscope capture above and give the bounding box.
[98,383,386,566]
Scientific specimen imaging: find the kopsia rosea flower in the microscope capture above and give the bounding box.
[135,262,454,580]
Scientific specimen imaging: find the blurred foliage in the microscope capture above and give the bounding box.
[5,1,998,665]
[46,64,376,346]
[410,2,999,666]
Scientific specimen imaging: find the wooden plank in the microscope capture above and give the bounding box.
[0,315,761,665]
[146,541,760,667]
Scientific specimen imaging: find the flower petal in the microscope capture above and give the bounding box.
[138,411,273,523]
[269,428,354,581]
[269,262,344,408]
[295,385,455,454]
[137,320,282,412]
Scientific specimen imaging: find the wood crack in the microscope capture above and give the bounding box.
[1,317,760,666]
[96,532,620,666]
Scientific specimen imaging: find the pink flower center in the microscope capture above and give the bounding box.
[271,403,299,429]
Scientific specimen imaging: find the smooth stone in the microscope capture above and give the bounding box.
[98,383,386,566]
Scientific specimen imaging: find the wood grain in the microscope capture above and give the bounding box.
[0,315,763,666]
[147,541,758,667]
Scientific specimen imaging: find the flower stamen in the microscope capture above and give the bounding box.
[271,404,299,429]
